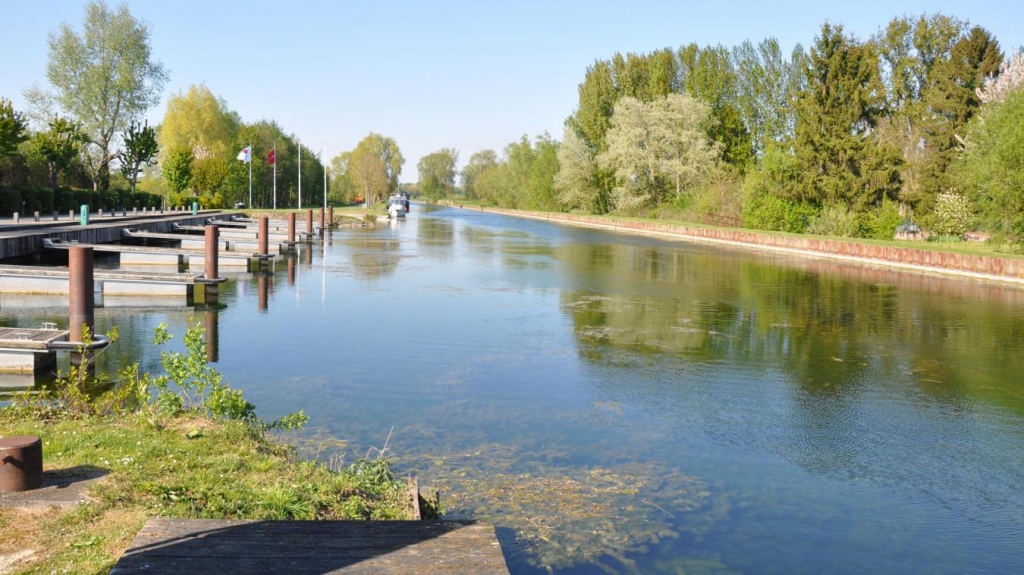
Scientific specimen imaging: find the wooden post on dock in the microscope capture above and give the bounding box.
[205,225,220,279]
[327,206,333,232]
[318,207,325,238]
[202,225,220,304]
[305,210,314,243]
[258,216,269,256]
[68,246,94,346]
[288,212,296,244]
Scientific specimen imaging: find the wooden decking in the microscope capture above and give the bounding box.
[0,326,67,350]
[109,518,509,574]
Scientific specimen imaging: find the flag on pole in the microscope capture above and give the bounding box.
[237,146,251,163]
[267,150,276,165]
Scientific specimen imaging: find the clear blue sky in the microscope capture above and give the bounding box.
[2,0,1021,181]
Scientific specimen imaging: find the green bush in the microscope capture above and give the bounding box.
[806,203,860,237]
[36,187,55,212]
[0,188,21,215]
[55,188,76,212]
[857,198,903,239]
[743,192,813,233]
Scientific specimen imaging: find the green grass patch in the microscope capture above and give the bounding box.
[0,320,422,574]
[0,411,413,574]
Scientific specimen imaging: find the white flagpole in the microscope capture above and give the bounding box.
[272,141,277,210]
[247,143,252,208]
[298,143,302,210]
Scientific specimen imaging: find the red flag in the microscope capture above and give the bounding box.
[267,150,276,165]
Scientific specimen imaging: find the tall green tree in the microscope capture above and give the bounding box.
[733,38,804,155]
[951,88,1024,238]
[32,117,84,187]
[871,13,966,210]
[27,1,168,191]
[460,149,498,199]
[679,43,753,167]
[0,98,29,158]
[789,23,901,210]
[163,147,194,205]
[554,125,605,213]
[120,120,158,193]
[417,148,459,202]
[921,25,1002,204]
[158,84,240,163]
[348,134,400,206]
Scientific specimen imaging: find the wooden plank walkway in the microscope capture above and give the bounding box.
[0,326,66,350]
[109,519,509,574]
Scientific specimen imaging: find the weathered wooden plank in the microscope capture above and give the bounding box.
[110,519,509,575]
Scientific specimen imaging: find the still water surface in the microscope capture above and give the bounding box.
[6,205,1024,574]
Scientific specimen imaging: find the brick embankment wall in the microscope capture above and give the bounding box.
[460,205,1024,283]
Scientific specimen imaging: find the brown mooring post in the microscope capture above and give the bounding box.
[305,209,314,243]
[0,436,43,492]
[258,216,269,255]
[287,212,296,244]
[203,224,220,303]
[318,207,325,238]
[327,206,333,232]
[68,246,94,344]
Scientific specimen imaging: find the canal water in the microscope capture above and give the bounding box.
[5,205,1024,574]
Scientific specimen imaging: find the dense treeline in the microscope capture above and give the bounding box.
[452,14,1024,246]
[156,84,326,209]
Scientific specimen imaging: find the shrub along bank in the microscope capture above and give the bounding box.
[0,186,163,216]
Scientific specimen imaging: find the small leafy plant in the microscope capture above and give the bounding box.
[150,321,308,431]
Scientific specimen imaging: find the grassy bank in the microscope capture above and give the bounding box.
[0,321,425,574]
[0,411,415,574]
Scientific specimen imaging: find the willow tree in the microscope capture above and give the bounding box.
[460,149,498,199]
[554,126,604,213]
[348,134,403,206]
[158,84,240,163]
[27,1,168,190]
[598,93,719,211]
[418,148,459,202]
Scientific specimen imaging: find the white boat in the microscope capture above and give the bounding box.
[387,193,410,218]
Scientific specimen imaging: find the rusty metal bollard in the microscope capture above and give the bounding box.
[0,436,43,492]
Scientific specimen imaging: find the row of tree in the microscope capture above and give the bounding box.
[156,84,327,209]
[445,14,1023,244]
